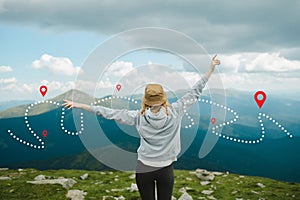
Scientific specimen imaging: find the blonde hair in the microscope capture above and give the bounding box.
[141,100,170,116]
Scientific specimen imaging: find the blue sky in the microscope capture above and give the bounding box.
[0,0,300,101]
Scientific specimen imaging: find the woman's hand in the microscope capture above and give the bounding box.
[63,100,76,110]
[211,54,221,67]
[62,100,92,112]
[205,54,221,80]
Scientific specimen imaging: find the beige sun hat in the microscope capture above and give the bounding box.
[143,83,167,106]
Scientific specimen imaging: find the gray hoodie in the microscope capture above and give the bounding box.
[91,77,208,167]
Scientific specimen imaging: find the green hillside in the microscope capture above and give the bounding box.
[0,168,299,200]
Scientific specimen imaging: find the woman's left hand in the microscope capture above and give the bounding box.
[211,54,221,67]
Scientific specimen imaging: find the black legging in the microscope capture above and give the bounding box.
[135,160,174,200]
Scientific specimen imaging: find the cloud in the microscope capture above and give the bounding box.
[0,0,299,53]
[0,65,13,72]
[106,61,135,77]
[244,53,300,73]
[0,78,76,100]
[0,77,17,84]
[219,52,300,74]
[32,54,81,76]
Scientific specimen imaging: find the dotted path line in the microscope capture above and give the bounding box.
[7,100,84,149]
[7,96,293,149]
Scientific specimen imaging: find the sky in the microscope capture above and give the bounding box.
[0,0,300,101]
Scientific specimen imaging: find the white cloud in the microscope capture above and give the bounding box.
[0,66,13,73]
[0,77,17,84]
[218,52,300,74]
[245,53,300,73]
[40,80,75,92]
[106,60,135,77]
[0,78,77,101]
[32,54,81,76]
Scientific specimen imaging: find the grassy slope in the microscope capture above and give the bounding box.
[0,168,299,200]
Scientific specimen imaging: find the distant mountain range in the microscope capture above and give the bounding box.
[0,89,299,183]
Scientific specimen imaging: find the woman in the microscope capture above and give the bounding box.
[63,55,220,200]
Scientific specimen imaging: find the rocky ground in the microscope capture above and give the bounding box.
[0,168,299,199]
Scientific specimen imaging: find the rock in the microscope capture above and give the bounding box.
[80,173,89,180]
[235,198,243,200]
[178,192,193,200]
[197,173,215,181]
[18,169,24,172]
[207,196,217,200]
[130,183,138,192]
[232,191,238,194]
[102,196,114,200]
[66,189,87,200]
[172,196,177,200]
[179,187,193,194]
[212,172,223,176]
[27,177,76,189]
[34,175,46,181]
[114,196,125,200]
[0,168,9,171]
[0,176,11,180]
[111,188,124,192]
[256,183,265,188]
[186,177,192,181]
[194,169,215,181]
[129,174,135,179]
[179,187,186,193]
[201,190,214,195]
[62,178,77,188]
[200,181,211,185]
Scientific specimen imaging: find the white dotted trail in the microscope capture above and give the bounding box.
[183,98,293,144]
[7,100,84,149]
[7,96,293,149]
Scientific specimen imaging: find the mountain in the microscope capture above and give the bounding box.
[0,89,95,119]
[0,100,34,112]
[0,89,299,183]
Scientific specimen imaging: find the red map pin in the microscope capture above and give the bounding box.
[116,84,121,91]
[42,130,48,138]
[39,85,48,97]
[254,91,267,108]
[211,117,216,124]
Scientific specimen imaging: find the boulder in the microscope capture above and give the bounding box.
[200,181,211,185]
[257,183,265,188]
[201,190,214,195]
[130,183,138,192]
[66,189,87,200]
[34,175,46,181]
[178,192,193,200]
[207,196,217,200]
[0,176,11,180]
[129,174,135,179]
[80,173,89,180]
[197,173,215,181]
[27,177,76,189]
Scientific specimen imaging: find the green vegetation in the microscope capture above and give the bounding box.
[0,168,299,199]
